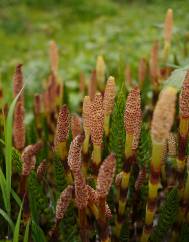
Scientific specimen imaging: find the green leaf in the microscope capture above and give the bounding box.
[23,219,30,242]
[0,208,15,232]
[163,66,188,90]
[13,202,23,242]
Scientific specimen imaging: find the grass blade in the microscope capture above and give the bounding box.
[0,168,8,212]
[4,86,24,215]
[13,202,23,242]
[0,208,15,232]
[11,189,22,207]
[23,219,30,242]
[0,138,5,145]
[31,220,47,242]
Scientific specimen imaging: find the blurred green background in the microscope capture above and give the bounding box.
[0,0,189,106]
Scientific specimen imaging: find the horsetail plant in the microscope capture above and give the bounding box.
[20,142,43,223]
[49,40,63,110]
[54,105,72,183]
[49,185,74,240]
[114,87,142,238]
[49,40,59,79]
[68,135,89,241]
[13,64,25,152]
[163,9,173,63]
[138,58,147,89]
[149,41,159,105]
[82,96,91,154]
[167,133,177,190]
[103,76,116,137]
[90,93,104,175]
[96,55,106,92]
[37,159,47,180]
[178,160,189,224]
[34,94,43,138]
[2,8,189,241]
[177,70,189,192]
[71,113,83,139]
[141,87,177,242]
[82,96,91,175]
[88,70,97,101]
[96,153,116,242]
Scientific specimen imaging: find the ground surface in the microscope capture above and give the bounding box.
[0,0,188,104]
